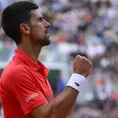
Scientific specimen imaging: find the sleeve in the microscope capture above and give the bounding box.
[9,67,48,115]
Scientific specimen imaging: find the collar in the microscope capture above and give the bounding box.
[14,49,49,77]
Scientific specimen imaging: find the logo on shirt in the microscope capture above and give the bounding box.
[74,82,80,86]
[25,93,38,102]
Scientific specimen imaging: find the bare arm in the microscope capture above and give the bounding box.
[31,86,78,118]
[31,56,92,118]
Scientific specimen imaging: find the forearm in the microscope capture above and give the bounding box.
[31,83,79,118]
[47,87,79,118]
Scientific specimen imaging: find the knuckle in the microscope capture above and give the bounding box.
[76,55,82,59]
[82,56,86,59]
[82,56,88,61]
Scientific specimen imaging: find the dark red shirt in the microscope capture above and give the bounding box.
[0,49,54,118]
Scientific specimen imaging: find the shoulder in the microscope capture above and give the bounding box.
[1,63,32,83]
[3,64,27,75]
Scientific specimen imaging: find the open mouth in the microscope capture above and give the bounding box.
[46,33,50,37]
[45,30,50,37]
[45,30,48,34]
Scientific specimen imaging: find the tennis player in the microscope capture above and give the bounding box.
[0,1,92,118]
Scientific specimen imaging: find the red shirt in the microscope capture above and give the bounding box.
[0,49,54,118]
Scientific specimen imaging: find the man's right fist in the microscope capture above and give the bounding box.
[73,55,92,78]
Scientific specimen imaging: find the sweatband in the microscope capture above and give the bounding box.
[66,73,86,92]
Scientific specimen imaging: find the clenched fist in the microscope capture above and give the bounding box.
[73,55,92,78]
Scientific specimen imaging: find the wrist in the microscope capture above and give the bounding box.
[66,73,86,92]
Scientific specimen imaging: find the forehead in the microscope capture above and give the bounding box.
[30,9,43,20]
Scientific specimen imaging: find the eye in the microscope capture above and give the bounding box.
[38,17,43,22]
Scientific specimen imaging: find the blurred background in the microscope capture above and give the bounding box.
[0,0,118,118]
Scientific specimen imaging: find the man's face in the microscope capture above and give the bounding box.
[29,9,51,46]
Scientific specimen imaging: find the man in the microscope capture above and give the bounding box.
[0,1,92,118]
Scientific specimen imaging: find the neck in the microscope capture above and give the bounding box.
[17,43,42,63]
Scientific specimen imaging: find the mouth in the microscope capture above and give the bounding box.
[46,33,50,38]
[45,30,50,37]
[45,30,48,34]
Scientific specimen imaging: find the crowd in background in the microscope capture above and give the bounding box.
[0,0,118,118]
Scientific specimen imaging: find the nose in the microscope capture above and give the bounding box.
[44,20,51,28]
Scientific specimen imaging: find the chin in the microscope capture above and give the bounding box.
[42,37,51,46]
[44,40,51,46]
[35,36,51,46]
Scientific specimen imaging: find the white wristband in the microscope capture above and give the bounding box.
[66,73,86,92]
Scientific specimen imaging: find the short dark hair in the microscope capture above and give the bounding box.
[1,1,38,45]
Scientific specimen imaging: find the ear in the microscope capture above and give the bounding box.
[20,23,30,35]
